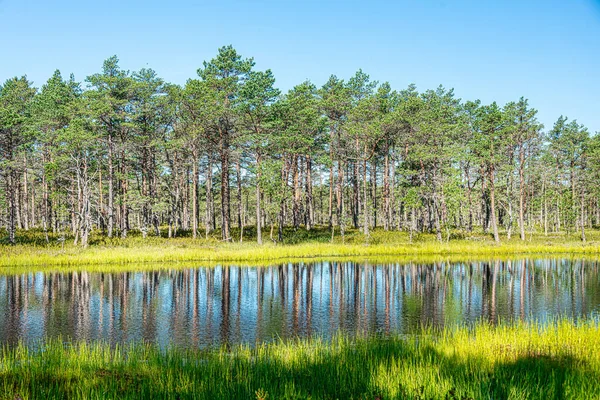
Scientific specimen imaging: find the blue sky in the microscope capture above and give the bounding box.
[1,0,598,132]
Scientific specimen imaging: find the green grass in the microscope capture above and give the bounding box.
[0,320,598,399]
[2,227,600,271]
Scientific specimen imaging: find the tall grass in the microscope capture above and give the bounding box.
[0,320,598,399]
[2,227,600,270]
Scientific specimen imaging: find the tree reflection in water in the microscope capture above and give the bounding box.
[0,259,599,348]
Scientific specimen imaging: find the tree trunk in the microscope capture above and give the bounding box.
[292,155,301,230]
[7,168,17,244]
[120,149,128,239]
[518,144,526,240]
[107,133,115,238]
[328,126,335,229]
[256,154,262,244]
[42,153,50,243]
[571,161,576,235]
[506,172,513,240]
[581,176,586,242]
[22,155,29,230]
[371,158,377,229]
[182,166,190,231]
[78,156,92,248]
[489,166,500,243]
[383,147,390,231]
[352,159,359,229]
[220,132,231,241]
[362,160,369,237]
[467,168,474,233]
[390,152,396,230]
[481,164,489,233]
[543,177,548,236]
[236,157,242,231]
[336,160,345,242]
[305,155,314,231]
[192,147,199,239]
[206,156,213,238]
[278,159,287,243]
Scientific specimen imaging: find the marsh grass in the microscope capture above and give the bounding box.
[2,227,600,271]
[0,320,598,399]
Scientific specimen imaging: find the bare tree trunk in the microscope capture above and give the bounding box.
[352,158,359,229]
[518,145,526,240]
[319,172,324,225]
[120,150,128,239]
[581,177,586,242]
[140,150,149,238]
[239,192,245,243]
[543,176,548,236]
[465,165,474,232]
[506,172,513,240]
[386,152,396,230]
[182,167,190,231]
[383,148,390,231]
[77,156,92,248]
[328,127,335,229]
[192,147,199,239]
[98,165,104,234]
[371,158,377,229]
[236,157,242,231]
[107,133,115,238]
[7,168,17,244]
[481,164,489,233]
[305,155,314,231]
[30,165,35,228]
[571,161,576,235]
[206,156,213,238]
[362,159,369,237]
[220,132,231,241]
[42,156,50,243]
[256,155,262,244]
[489,166,500,243]
[336,160,345,242]
[70,192,77,236]
[278,157,290,242]
[151,162,160,236]
[292,155,301,230]
[16,173,22,230]
[22,155,29,230]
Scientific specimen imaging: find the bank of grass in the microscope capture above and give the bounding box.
[1,227,600,270]
[0,320,598,399]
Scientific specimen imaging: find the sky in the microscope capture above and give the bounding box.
[0,0,598,133]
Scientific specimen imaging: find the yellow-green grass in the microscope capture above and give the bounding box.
[2,227,600,271]
[0,320,598,399]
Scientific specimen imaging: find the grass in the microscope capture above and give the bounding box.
[2,226,600,270]
[0,320,598,399]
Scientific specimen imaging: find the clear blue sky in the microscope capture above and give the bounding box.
[1,0,598,133]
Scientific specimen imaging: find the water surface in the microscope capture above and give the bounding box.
[1,259,599,347]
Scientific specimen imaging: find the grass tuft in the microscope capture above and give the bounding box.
[0,320,598,399]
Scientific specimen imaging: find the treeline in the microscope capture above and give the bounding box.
[1,46,598,247]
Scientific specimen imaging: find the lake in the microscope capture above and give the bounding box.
[1,258,599,348]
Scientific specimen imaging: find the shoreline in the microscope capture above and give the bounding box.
[2,233,600,272]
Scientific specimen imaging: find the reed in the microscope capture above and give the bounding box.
[0,320,598,399]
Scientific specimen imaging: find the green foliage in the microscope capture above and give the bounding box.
[0,76,36,160]
[1,45,596,248]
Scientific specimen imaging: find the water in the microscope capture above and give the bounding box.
[1,259,599,348]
